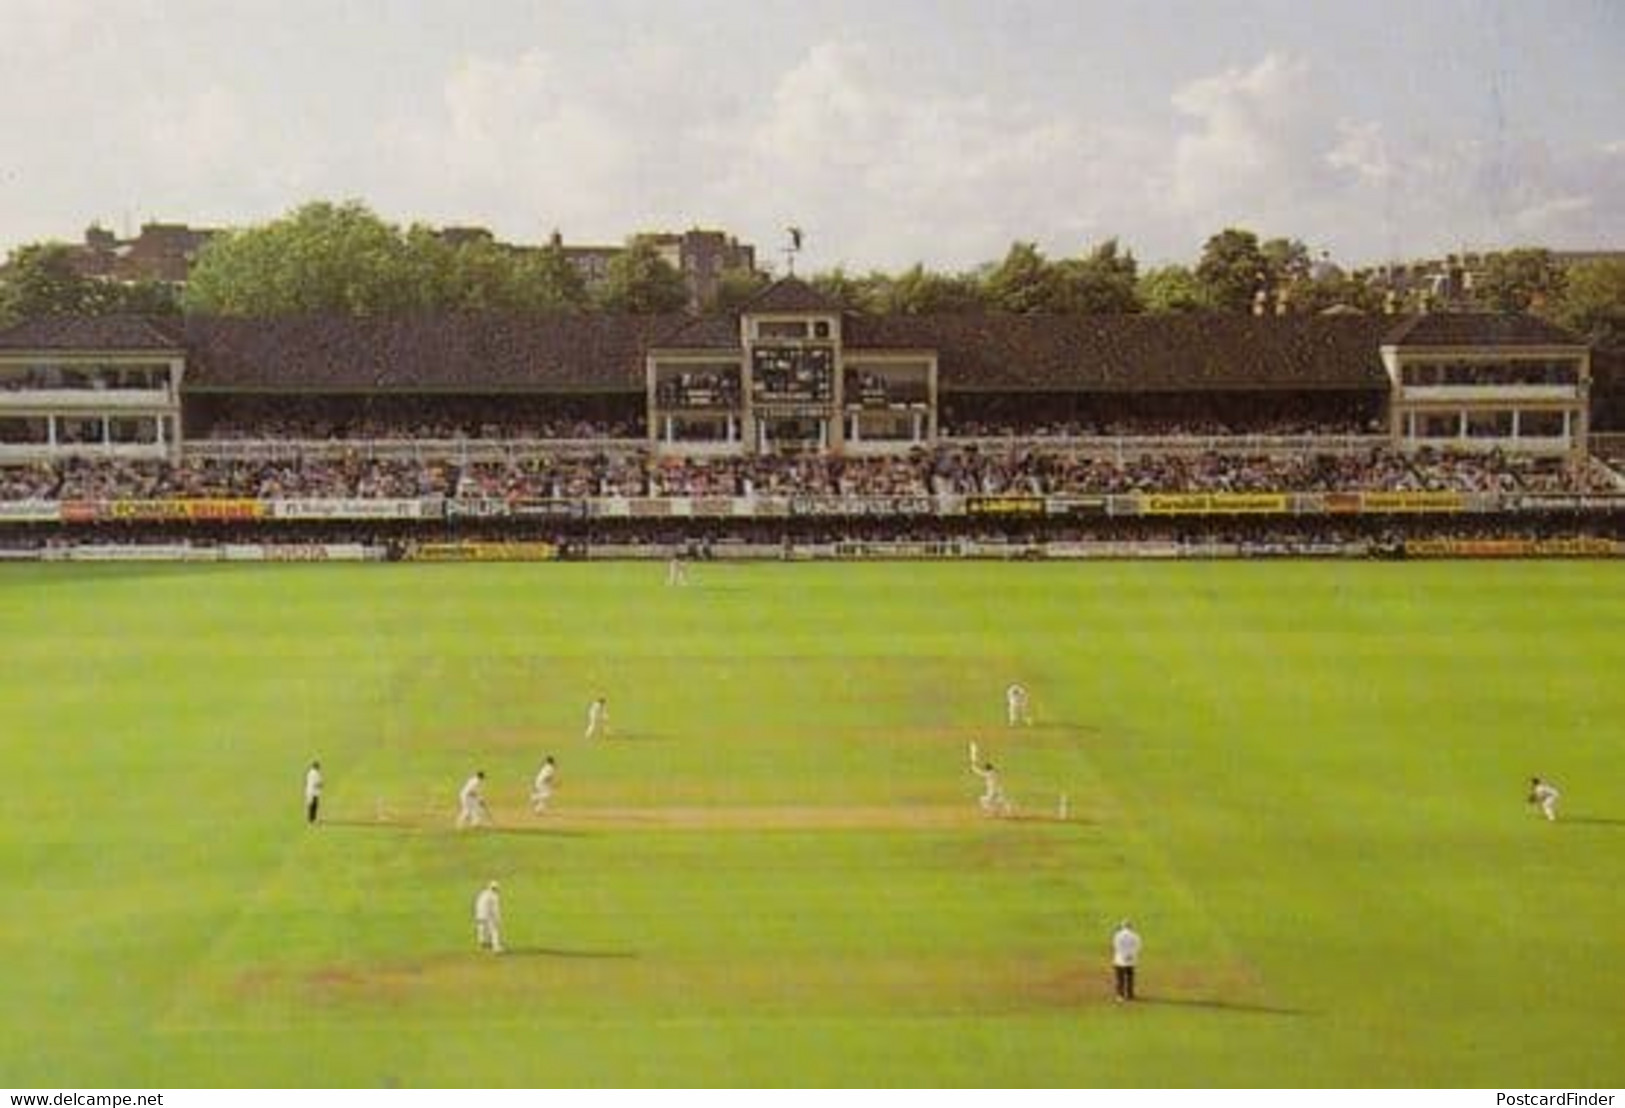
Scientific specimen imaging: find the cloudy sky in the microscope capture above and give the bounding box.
[1,0,1620,273]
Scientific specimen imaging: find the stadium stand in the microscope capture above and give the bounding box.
[0,281,1620,559]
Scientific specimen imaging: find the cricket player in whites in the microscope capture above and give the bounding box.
[1528,776,1560,822]
[531,756,558,813]
[585,696,609,741]
[1006,682,1033,727]
[457,770,491,828]
[473,881,503,954]
[303,760,323,825]
[969,741,1013,817]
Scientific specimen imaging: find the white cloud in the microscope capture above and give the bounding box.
[1327,121,1394,185]
[1159,52,1625,261]
[374,38,1167,271]
[710,40,1163,270]
[362,41,1625,272]
[2,12,1621,273]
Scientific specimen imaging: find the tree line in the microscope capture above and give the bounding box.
[2,200,1622,349]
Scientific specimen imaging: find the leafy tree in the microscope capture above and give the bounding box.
[519,237,590,312]
[1053,238,1141,313]
[1261,237,1312,287]
[1477,248,1565,313]
[0,243,102,321]
[597,237,688,314]
[880,264,985,314]
[809,268,885,313]
[1137,264,1214,313]
[184,200,419,315]
[708,266,771,313]
[0,243,181,323]
[110,279,183,316]
[1195,227,1272,313]
[1546,257,1625,347]
[1282,270,1386,315]
[983,241,1061,313]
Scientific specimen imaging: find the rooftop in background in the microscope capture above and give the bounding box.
[71,222,220,286]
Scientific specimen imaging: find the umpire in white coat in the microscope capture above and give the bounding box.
[474,881,503,954]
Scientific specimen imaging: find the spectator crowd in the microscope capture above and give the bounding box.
[0,445,1607,502]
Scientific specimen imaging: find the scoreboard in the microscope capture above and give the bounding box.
[751,344,835,405]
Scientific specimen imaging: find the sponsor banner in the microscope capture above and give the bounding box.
[0,548,42,560]
[1141,493,1209,515]
[591,498,631,519]
[1324,492,1363,514]
[107,498,264,521]
[444,498,510,520]
[790,495,937,517]
[0,500,60,522]
[1360,491,1464,513]
[752,496,791,518]
[1237,541,1362,558]
[708,543,789,560]
[833,541,963,559]
[1044,496,1107,517]
[66,544,218,562]
[1045,541,1119,559]
[220,543,374,563]
[1510,493,1625,512]
[510,498,588,519]
[1141,493,1289,515]
[61,500,101,523]
[410,541,557,563]
[270,498,425,520]
[692,497,738,518]
[585,544,665,560]
[628,498,672,518]
[1212,493,1288,514]
[964,495,1045,517]
[962,541,1043,559]
[1406,537,1620,559]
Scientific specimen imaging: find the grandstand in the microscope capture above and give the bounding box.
[1,278,1621,560]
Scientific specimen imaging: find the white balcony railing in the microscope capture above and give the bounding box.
[0,388,175,411]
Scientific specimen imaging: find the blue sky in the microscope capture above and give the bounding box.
[0,0,1620,272]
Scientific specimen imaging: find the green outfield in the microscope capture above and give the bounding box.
[1,561,1621,1088]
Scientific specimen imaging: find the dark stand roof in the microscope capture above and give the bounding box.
[1,309,1582,395]
[0,315,183,352]
[1382,313,1584,348]
[181,314,687,391]
[740,276,840,314]
[850,313,1395,391]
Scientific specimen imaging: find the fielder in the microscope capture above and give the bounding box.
[585,696,609,741]
[531,756,558,813]
[457,770,491,828]
[1528,776,1560,822]
[1006,682,1033,727]
[304,759,323,825]
[969,742,1012,817]
[667,554,688,587]
[473,880,503,954]
[1112,919,1142,1002]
